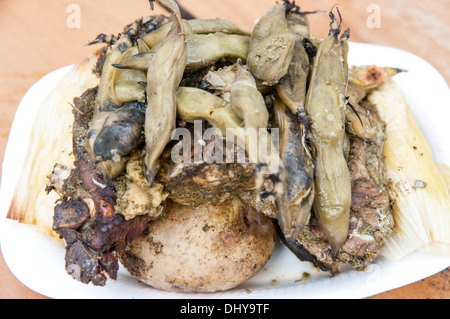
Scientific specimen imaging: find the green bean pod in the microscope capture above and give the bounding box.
[96,35,132,113]
[276,11,311,116]
[141,19,192,48]
[175,86,242,135]
[247,4,295,85]
[114,52,154,71]
[144,0,188,185]
[177,71,280,178]
[304,14,351,255]
[115,33,249,71]
[141,18,250,48]
[230,63,269,129]
[230,62,270,164]
[186,33,249,70]
[111,46,146,105]
[188,18,251,36]
[175,87,246,166]
[230,62,284,196]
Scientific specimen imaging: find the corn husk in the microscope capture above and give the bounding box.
[6,56,99,238]
[436,163,450,195]
[367,80,450,260]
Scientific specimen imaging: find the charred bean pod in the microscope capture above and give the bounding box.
[114,52,154,71]
[273,98,315,240]
[93,107,145,163]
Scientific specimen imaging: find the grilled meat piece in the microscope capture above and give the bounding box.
[50,88,156,286]
[159,159,255,206]
[53,199,151,285]
[156,123,277,216]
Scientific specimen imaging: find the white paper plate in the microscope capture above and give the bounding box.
[1,42,449,299]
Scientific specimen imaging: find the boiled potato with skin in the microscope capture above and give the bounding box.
[120,198,276,292]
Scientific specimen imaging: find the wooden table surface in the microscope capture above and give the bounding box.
[0,0,449,299]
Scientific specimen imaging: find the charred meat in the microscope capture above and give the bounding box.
[48,88,157,286]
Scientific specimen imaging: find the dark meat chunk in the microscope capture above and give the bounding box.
[156,123,276,217]
[65,240,112,286]
[51,87,156,286]
[156,124,257,205]
[81,207,152,253]
[159,158,256,206]
[54,200,153,287]
[65,240,120,286]
[53,200,90,231]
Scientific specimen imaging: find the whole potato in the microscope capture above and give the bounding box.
[120,198,276,292]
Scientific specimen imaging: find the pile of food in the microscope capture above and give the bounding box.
[7,0,450,293]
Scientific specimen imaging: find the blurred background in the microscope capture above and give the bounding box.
[0,0,448,299]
